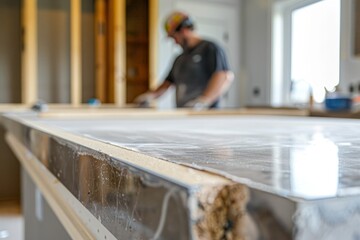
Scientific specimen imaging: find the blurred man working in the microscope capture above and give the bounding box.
[134,11,234,109]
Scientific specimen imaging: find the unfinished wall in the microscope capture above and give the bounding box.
[37,0,96,104]
[38,0,71,103]
[0,0,21,103]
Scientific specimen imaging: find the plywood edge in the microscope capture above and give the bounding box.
[37,108,309,119]
[9,115,231,187]
[38,108,190,118]
[5,133,117,240]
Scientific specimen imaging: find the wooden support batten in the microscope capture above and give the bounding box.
[71,0,82,105]
[149,0,158,90]
[110,0,126,105]
[21,0,37,105]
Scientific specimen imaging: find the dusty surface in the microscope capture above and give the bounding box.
[33,114,360,200]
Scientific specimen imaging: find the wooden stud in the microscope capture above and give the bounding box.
[71,0,82,105]
[107,0,115,103]
[149,0,158,90]
[95,0,107,103]
[109,0,126,105]
[21,0,37,104]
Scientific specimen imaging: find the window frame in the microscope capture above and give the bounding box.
[272,0,332,106]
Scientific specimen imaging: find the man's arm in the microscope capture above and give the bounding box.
[134,80,172,105]
[197,70,234,105]
[150,80,173,98]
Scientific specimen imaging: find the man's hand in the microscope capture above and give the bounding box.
[134,92,156,107]
[184,96,211,110]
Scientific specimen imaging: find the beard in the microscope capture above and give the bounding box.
[179,38,189,50]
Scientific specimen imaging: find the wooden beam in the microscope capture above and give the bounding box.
[71,0,82,105]
[107,0,115,103]
[149,0,158,90]
[95,0,107,103]
[109,0,126,106]
[21,0,37,104]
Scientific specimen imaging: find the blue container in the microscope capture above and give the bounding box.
[87,98,101,106]
[325,96,352,111]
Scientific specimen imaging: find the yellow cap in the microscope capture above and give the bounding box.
[164,11,191,36]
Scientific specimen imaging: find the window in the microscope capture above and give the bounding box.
[272,0,341,106]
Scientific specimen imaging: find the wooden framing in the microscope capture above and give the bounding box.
[18,0,157,106]
[107,0,115,103]
[108,0,126,105]
[149,0,158,90]
[71,0,82,105]
[95,0,107,103]
[21,0,37,104]
[94,0,156,105]
[94,0,126,105]
[21,0,83,105]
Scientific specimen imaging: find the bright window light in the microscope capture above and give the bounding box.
[291,0,340,104]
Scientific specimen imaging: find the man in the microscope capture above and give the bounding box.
[134,11,234,109]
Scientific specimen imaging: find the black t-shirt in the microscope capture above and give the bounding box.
[165,40,230,108]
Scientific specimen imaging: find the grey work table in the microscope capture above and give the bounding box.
[2,111,360,240]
